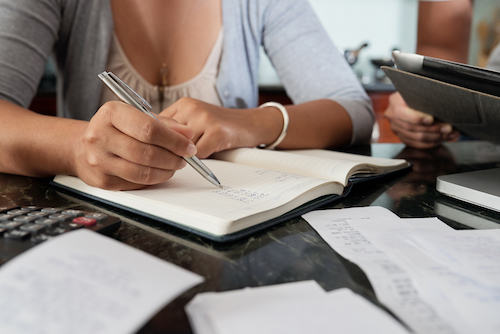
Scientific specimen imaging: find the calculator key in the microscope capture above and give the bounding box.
[7,209,27,215]
[20,206,39,212]
[21,205,41,211]
[45,227,69,236]
[61,210,84,218]
[72,217,97,227]
[41,207,63,214]
[34,218,60,228]
[3,230,30,240]
[31,233,51,242]
[48,214,71,222]
[0,206,16,213]
[0,228,6,236]
[61,222,85,230]
[20,224,46,234]
[13,216,39,224]
[28,211,50,218]
[0,214,19,221]
[0,221,24,230]
[85,213,108,222]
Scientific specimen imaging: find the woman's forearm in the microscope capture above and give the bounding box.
[0,99,83,177]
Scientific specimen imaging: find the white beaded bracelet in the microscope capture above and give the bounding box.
[258,102,289,149]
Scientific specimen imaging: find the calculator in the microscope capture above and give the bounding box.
[0,205,121,265]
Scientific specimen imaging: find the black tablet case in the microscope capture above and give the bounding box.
[382,66,500,144]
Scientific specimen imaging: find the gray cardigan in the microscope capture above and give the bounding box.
[0,0,374,145]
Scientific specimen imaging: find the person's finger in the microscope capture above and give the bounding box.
[386,104,434,126]
[107,130,188,170]
[156,115,195,140]
[391,124,447,148]
[82,155,178,190]
[102,102,197,158]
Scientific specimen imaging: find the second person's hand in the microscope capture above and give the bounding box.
[384,92,460,148]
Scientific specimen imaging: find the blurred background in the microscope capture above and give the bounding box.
[34,0,500,143]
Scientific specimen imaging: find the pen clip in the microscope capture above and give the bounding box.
[98,71,158,120]
[108,72,152,110]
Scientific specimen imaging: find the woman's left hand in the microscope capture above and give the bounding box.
[160,97,277,158]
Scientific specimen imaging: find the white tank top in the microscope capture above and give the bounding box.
[100,29,223,113]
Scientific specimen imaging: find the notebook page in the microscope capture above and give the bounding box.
[54,160,342,235]
[289,149,408,167]
[121,160,342,234]
[213,149,360,186]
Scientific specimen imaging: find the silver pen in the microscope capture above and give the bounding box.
[98,71,222,188]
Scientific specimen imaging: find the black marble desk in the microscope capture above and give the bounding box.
[2,141,500,333]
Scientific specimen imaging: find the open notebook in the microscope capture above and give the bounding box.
[52,148,409,242]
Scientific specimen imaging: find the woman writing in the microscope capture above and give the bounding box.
[0,0,373,190]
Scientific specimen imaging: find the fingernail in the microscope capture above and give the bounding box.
[423,116,433,125]
[185,143,197,157]
[441,124,452,134]
[180,160,188,169]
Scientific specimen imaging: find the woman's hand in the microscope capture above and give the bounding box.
[73,101,197,190]
[161,98,274,158]
[384,92,460,148]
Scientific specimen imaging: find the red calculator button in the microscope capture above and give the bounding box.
[72,216,97,226]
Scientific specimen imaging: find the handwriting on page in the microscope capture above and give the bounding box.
[345,219,500,334]
[303,208,460,334]
[214,186,269,204]
[0,230,203,334]
[254,169,304,182]
[212,170,311,204]
[128,160,337,230]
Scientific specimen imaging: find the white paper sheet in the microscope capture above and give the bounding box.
[303,207,462,334]
[349,220,500,334]
[186,280,410,334]
[0,229,204,334]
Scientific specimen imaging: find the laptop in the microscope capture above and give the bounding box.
[436,168,500,213]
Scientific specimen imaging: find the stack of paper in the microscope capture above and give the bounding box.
[185,280,410,334]
[303,206,500,334]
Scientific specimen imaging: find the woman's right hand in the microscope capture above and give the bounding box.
[73,101,197,190]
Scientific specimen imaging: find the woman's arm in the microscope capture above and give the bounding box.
[0,99,197,190]
[0,1,198,190]
[260,0,374,147]
[417,0,472,63]
[161,98,352,158]
[160,0,368,157]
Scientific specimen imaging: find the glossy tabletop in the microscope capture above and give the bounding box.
[1,141,500,333]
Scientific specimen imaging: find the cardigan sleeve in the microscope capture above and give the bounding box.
[260,0,374,145]
[0,0,61,108]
